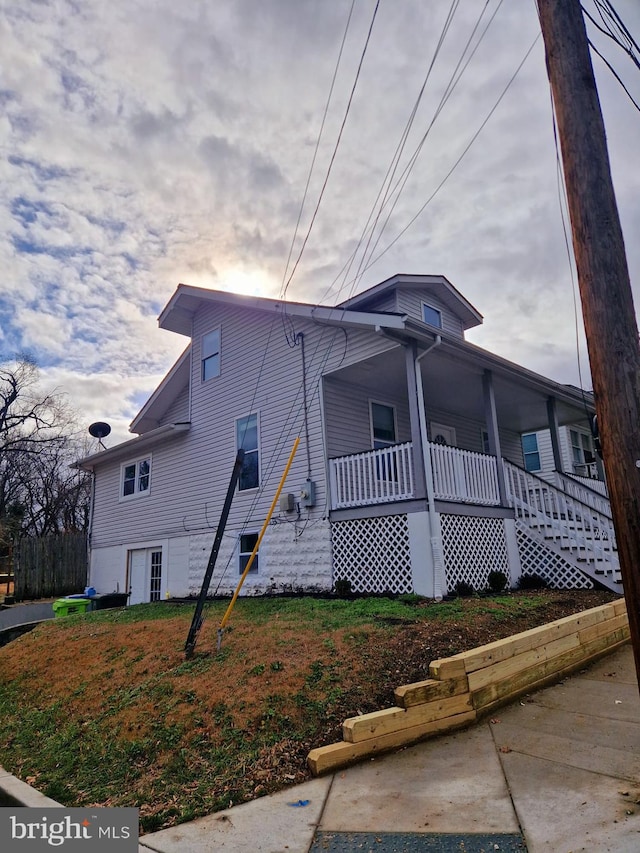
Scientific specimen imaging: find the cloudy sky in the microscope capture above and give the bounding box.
[2,0,639,445]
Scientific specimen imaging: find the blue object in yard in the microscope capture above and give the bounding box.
[85,587,97,597]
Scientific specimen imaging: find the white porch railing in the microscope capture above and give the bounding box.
[549,471,610,515]
[329,442,414,509]
[429,442,500,506]
[504,461,617,563]
[329,441,501,510]
[566,471,608,497]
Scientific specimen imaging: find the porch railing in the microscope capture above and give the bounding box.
[329,441,501,509]
[329,442,414,509]
[429,442,500,506]
[548,471,610,515]
[504,461,617,563]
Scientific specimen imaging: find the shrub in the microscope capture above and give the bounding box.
[487,570,508,593]
[333,578,352,598]
[454,580,475,597]
[517,572,548,590]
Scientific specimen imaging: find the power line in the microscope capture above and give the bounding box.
[281,0,383,300]
[348,0,507,300]
[279,0,357,300]
[317,0,507,307]
[588,37,640,112]
[342,31,541,287]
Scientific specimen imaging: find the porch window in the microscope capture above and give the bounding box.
[236,413,259,490]
[422,303,442,328]
[239,532,259,574]
[570,429,595,467]
[521,433,541,472]
[121,457,151,499]
[202,328,221,381]
[370,402,397,448]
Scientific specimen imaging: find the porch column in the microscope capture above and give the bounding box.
[547,396,564,473]
[483,370,508,505]
[404,341,427,500]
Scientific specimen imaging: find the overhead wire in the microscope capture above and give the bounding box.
[316,0,507,308]
[281,0,383,300]
[347,0,507,300]
[342,30,542,287]
[321,0,464,306]
[279,0,356,299]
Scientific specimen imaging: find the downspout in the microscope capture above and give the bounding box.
[415,336,445,600]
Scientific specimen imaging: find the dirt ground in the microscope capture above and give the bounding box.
[0,588,620,828]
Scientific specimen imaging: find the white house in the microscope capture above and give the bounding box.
[78,274,621,604]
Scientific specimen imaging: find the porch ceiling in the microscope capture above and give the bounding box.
[328,344,592,433]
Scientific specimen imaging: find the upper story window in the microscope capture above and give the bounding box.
[237,413,259,491]
[521,433,541,472]
[422,303,442,329]
[121,457,151,499]
[202,328,221,381]
[370,401,397,449]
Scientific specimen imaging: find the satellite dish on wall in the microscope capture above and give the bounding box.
[89,421,111,449]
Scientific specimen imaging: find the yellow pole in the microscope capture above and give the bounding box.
[220,436,300,630]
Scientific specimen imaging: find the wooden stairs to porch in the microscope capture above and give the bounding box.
[504,462,623,595]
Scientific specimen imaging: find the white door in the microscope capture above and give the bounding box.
[128,548,163,605]
[430,422,457,446]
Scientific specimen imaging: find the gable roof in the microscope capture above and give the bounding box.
[338,273,483,330]
[130,345,191,434]
[158,284,408,337]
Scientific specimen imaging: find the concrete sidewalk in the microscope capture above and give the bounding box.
[139,643,640,853]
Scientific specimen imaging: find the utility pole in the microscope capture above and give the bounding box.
[537,0,640,688]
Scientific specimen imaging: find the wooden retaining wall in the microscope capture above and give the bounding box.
[307,598,629,775]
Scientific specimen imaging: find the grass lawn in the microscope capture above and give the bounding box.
[0,589,617,832]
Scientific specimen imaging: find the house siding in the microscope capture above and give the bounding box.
[324,375,412,459]
[158,382,190,426]
[395,288,465,337]
[90,306,396,573]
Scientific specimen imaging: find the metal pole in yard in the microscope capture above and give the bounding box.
[184,449,245,659]
[218,437,300,646]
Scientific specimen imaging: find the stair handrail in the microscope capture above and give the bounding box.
[551,469,611,518]
[503,460,617,563]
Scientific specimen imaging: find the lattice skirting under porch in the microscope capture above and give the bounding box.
[331,514,413,594]
[515,521,594,589]
[440,514,509,592]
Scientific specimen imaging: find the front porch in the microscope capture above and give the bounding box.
[327,442,620,598]
[321,330,617,598]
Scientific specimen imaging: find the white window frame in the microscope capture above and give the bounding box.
[421,302,443,329]
[569,428,594,465]
[239,532,260,575]
[369,399,398,449]
[120,456,152,501]
[521,433,541,472]
[236,412,260,492]
[202,327,221,381]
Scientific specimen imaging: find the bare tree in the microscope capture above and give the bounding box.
[0,359,90,547]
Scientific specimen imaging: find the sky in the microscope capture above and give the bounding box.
[1,0,639,447]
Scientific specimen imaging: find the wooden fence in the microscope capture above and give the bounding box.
[14,533,88,601]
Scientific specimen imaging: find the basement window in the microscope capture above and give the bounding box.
[239,532,259,574]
